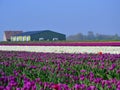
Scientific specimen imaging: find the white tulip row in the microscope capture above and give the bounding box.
[0,46,120,54]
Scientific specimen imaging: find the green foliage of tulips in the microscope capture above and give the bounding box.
[0,51,120,89]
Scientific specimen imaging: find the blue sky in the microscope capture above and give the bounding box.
[0,0,120,41]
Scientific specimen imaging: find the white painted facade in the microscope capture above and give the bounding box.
[3,33,7,41]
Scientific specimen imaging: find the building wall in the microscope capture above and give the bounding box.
[10,31,65,41]
[18,36,22,41]
[26,36,31,41]
[11,36,31,41]
[3,33,7,41]
[31,31,66,41]
[4,31,23,41]
[11,36,16,41]
[22,36,26,41]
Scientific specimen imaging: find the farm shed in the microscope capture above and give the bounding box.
[11,30,66,41]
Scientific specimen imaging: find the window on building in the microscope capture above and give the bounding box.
[11,37,13,41]
[53,38,58,41]
[26,36,29,41]
[39,38,44,41]
[13,37,16,41]
[23,37,24,41]
[16,37,19,41]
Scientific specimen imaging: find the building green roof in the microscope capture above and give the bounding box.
[13,30,65,36]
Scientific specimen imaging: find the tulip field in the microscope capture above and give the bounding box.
[0,42,120,90]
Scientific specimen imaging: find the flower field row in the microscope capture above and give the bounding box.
[0,46,120,54]
[0,42,120,46]
[0,51,120,90]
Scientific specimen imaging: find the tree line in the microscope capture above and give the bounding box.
[67,31,120,41]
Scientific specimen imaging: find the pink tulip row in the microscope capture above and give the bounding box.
[0,42,120,46]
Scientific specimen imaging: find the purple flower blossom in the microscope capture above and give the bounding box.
[16,88,21,90]
[87,85,97,90]
[117,70,120,73]
[0,86,4,89]
[109,64,116,70]
[80,75,85,81]
[80,69,86,73]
